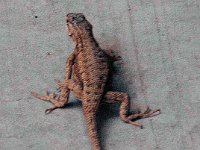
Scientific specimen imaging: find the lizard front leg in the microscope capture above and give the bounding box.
[31,50,77,113]
[104,91,161,128]
[56,50,77,103]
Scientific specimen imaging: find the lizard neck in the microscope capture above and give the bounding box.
[75,30,99,52]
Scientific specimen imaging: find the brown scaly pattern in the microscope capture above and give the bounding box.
[31,13,160,150]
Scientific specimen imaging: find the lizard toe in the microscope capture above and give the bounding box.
[45,106,59,114]
[127,120,143,128]
[142,109,161,118]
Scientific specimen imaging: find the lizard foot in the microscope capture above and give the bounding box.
[127,107,161,128]
[31,90,65,114]
[44,105,59,114]
[31,89,60,101]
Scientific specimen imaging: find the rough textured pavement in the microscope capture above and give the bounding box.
[0,0,200,150]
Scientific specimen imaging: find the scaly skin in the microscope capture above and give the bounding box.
[31,13,160,150]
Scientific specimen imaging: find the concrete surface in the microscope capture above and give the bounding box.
[0,0,200,150]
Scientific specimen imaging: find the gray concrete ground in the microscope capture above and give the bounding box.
[0,0,200,150]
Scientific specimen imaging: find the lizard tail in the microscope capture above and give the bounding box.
[83,105,101,150]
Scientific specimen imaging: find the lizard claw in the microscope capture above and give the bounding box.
[45,106,58,114]
[128,120,144,129]
[126,108,160,128]
[31,90,65,114]
[31,90,62,103]
[31,90,51,101]
[126,108,161,127]
[143,109,161,118]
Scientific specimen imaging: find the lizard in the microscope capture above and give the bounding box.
[31,13,160,150]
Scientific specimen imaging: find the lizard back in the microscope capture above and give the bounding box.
[66,13,110,150]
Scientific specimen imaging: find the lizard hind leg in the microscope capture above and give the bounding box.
[103,91,161,128]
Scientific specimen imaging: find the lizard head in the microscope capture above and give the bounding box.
[66,13,93,41]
